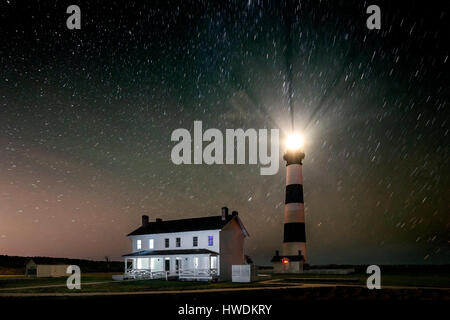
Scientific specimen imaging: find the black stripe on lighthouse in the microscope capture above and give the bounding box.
[283,222,306,242]
[285,184,304,204]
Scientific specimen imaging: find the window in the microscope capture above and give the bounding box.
[150,258,155,270]
[210,256,217,269]
[165,258,170,271]
[176,237,181,247]
[208,236,213,246]
[165,238,169,248]
[193,257,199,269]
[193,236,198,247]
[176,258,181,271]
[136,239,142,250]
[149,239,154,249]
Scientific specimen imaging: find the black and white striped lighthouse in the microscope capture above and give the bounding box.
[282,148,307,262]
[271,135,306,272]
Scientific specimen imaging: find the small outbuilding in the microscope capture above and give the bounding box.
[25,258,69,278]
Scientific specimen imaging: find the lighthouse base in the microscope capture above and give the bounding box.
[271,251,305,274]
[272,261,304,273]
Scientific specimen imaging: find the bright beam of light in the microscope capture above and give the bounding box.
[286,133,304,151]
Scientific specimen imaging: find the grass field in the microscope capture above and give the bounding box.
[271,272,450,288]
[0,272,275,294]
[0,273,117,289]
[0,271,449,295]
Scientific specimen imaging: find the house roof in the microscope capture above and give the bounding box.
[123,249,219,257]
[127,215,249,237]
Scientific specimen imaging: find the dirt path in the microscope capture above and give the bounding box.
[0,278,157,291]
[0,283,327,297]
[1,282,449,298]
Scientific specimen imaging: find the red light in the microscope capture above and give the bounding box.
[282,258,289,264]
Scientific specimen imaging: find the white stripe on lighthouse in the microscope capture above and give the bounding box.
[282,243,307,260]
[286,164,303,185]
[284,203,305,223]
[282,242,307,259]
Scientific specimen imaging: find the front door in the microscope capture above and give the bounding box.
[165,259,170,272]
[176,259,181,273]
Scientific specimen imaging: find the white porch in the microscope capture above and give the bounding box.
[123,252,219,281]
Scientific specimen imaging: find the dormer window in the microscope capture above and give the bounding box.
[149,239,154,249]
[165,238,170,248]
[208,236,213,246]
[136,239,142,250]
[176,238,181,247]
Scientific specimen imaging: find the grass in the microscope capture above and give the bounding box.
[0,271,449,294]
[272,272,450,288]
[0,273,117,289]
[0,277,273,294]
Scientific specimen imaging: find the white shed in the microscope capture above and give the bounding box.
[231,264,258,282]
[25,258,69,278]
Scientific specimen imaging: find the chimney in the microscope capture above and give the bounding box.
[142,215,149,227]
[156,218,163,223]
[275,250,280,257]
[221,207,229,221]
[231,210,238,217]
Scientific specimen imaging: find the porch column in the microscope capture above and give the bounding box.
[124,258,127,273]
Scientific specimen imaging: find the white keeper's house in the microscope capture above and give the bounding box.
[122,207,249,281]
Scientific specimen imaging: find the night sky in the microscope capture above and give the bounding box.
[0,1,448,265]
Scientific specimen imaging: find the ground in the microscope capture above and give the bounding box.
[1,271,449,294]
[1,272,448,317]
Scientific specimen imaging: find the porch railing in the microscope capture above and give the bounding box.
[178,268,218,280]
[125,268,168,280]
[179,268,217,277]
[125,268,218,280]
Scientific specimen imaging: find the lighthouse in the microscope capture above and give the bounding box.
[272,134,306,273]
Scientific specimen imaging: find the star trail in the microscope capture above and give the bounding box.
[0,1,448,264]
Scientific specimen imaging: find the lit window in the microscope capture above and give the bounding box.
[150,258,155,269]
[176,237,181,247]
[165,238,169,248]
[193,257,199,269]
[210,256,217,269]
[149,239,154,249]
[208,236,213,246]
[136,239,142,250]
[193,236,198,247]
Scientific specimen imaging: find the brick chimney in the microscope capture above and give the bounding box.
[142,215,149,227]
[221,207,229,221]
